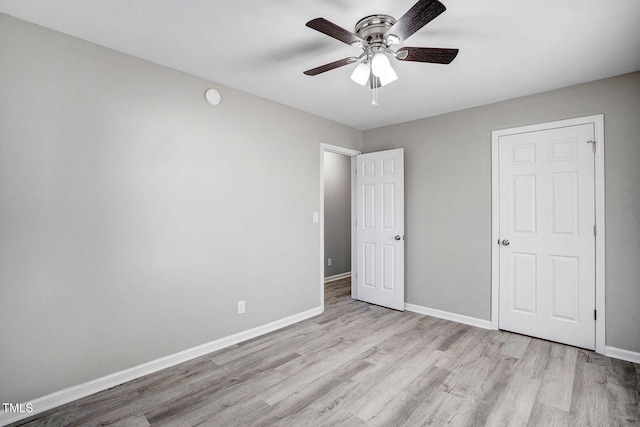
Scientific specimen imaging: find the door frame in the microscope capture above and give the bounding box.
[320,143,361,312]
[491,114,605,353]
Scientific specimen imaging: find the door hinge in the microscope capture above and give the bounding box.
[594,309,597,320]
[587,140,596,153]
[594,225,597,237]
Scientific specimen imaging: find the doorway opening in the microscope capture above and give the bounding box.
[320,144,360,311]
[323,151,352,281]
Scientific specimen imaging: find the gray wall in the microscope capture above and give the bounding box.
[323,152,351,278]
[363,71,640,353]
[0,13,362,403]
[2,10,639,407]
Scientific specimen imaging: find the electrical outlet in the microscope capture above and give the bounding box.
[238,300,245,315]
[328,258,332,267]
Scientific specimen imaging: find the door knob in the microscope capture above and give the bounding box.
[394,235,402,241]
[501,239,510,246]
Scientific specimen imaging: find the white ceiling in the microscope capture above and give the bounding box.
[1,0,639,130]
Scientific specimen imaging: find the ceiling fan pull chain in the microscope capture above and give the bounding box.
[372,82,379,106]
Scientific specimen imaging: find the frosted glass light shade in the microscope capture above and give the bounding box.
[371,53,391,76]
[378,66,398,86]
[371,52,397,86]
[350,63,370,86]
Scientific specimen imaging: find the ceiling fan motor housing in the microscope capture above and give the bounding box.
[354,14,397,50]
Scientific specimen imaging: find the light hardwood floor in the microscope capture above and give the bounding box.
[10,278,639,426]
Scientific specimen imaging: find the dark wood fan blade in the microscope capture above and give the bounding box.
[303,57,357,76]
[396,47,459,64]
[386,0,446,42]
[306,18,365,46]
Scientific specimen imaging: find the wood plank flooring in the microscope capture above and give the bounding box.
[10,278,640,426]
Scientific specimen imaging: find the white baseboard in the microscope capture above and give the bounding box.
[606,346,640,364]
[404,303,492,330]
[0,306,323,427]
[324,272,351,283]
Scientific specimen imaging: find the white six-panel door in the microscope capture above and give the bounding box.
[498,123,596,349]
[355,149,404,311]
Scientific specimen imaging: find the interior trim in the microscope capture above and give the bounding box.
[605,346,640,364]
[405,303,492,330]
[324,272,352,283]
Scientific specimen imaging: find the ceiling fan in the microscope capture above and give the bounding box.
[303,0,458,93]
